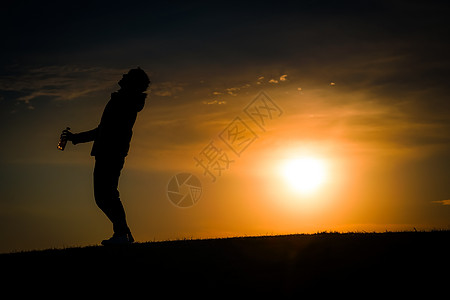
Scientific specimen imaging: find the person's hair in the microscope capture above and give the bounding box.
[122,67,151,92]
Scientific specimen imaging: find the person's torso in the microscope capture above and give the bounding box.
[91,91,145,157]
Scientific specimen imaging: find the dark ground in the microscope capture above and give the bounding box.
[1,231,449,296]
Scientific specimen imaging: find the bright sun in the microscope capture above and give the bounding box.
[281,157,327,194]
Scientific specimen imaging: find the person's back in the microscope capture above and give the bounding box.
[91,89,146,158]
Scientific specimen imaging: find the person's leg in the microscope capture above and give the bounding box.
[93,157,131,237]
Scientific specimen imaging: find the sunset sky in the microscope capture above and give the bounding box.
[1,1,449,253]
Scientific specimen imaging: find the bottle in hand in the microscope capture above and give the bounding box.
[57,127,71,151]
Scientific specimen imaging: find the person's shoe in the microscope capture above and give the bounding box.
[101,233,134,246]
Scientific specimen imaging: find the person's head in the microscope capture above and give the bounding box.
[118,67,151,93]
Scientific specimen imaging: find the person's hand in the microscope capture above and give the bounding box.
[61,128,73,141]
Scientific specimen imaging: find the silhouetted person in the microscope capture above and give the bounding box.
[62,67,150,245]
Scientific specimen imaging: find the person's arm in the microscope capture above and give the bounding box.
[63,127,98,145]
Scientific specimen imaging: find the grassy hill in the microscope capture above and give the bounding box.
[1,231,449,296]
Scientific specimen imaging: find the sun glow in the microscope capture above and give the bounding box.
[281,157,327,195]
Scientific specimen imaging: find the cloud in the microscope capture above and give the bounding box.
[202,100,227,105]
[152,81,185,97]
[0,65,125,107]
[0,66,187,108]
[226,87,240,96]
[431,200,450,206]
[208,83,252,98]
[268,76,288,84]
[257,75,289,85]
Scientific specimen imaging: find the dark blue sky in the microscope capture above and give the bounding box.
[2,1,449,100]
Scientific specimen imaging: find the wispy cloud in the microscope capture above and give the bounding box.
[226,87,240,96]
[205,83,252,102]
[0,66,187,109]
[0,65,125,108]
[202,73,290,105]
[202,99,227,105]
[266,75,288,84]
[152,81,185,97]
[431,200,450,206]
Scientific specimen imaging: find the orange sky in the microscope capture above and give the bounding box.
[1,1,449,253]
